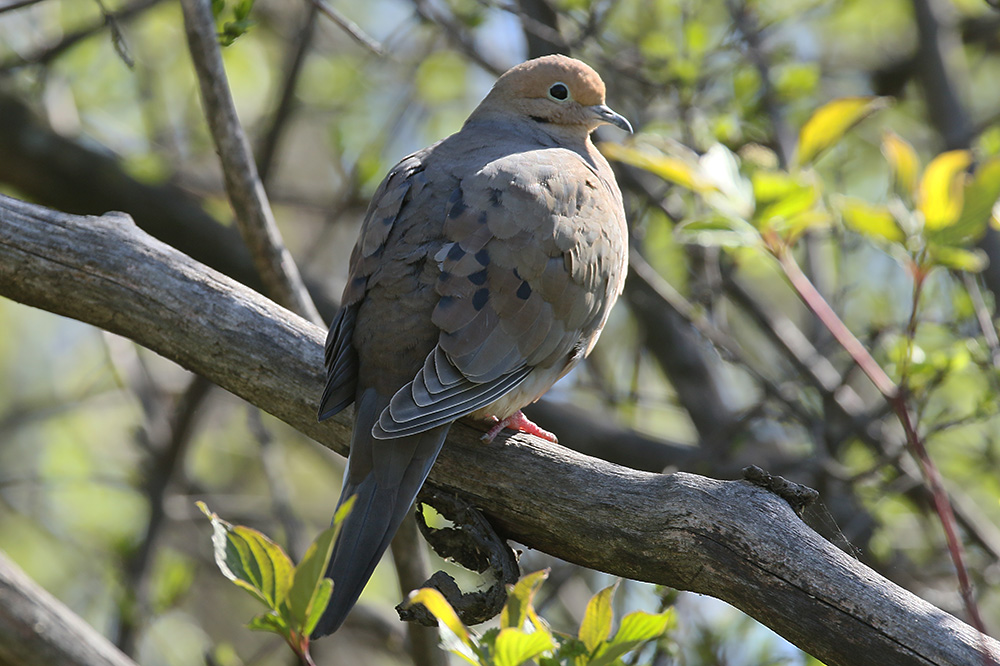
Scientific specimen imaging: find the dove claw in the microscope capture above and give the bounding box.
[481,410,558,443]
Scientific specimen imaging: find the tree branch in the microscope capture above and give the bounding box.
[0,194,997,666]
[180,0,321,324]
[0,550,138,666]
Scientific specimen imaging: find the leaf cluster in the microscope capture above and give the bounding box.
[196,498,353,665]
[407,570,676,666]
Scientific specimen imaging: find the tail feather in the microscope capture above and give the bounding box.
[312,388,449,638]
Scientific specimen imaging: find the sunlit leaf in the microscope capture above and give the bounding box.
[613,609,676,644]
[881,131,920,199]
[753,175,819,229]
[589,609,676,666]
[285,523,337,630]
[501,569,549,630]
[926,244,988,272]
[302,579,333,637]
[593,610,676,666]
[285,495,353,633]
[493,628,555,666]
[838,196,905,243]
[578,582,617,652]
[408,588,472,647]
[796,97,888,166]
[931,156,1000,244]
[599,142,711,192]
[675,217,762,248]
[751,170,802,203]
[198,502,293,609]
[247,611,286,635]
[700,144,755,218]
[919,150,972,230]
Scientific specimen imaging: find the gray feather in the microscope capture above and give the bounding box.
[311,388,449,638]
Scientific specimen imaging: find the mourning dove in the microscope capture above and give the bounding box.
[313,54,631,637]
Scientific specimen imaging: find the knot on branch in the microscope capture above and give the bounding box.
[396,487,519,627]
[743,465,819,516]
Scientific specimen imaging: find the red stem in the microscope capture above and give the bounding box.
[774,244,992,651]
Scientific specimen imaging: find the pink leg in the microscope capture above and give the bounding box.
[481,410,558,443]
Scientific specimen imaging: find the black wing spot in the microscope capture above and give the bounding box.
[448,243,465,260]
[516,281,532,300]
[475,249,490,266]
[473,288,489,311]
[469,269,488,285]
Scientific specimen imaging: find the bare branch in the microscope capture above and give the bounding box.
[0,0,161,71]
[0,550,138,666]
[180,0,321,324]
[309,0,386,57]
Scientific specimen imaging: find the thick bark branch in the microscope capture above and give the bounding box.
[0,194,997,666]
[0,551,137,666]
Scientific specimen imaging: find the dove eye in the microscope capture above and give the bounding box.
[547,82,569,101]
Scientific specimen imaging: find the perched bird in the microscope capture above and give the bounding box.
[313,54,631,637]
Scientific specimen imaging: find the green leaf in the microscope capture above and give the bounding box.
[493,628,555,666]
[234,0,255,20]
[796,97,887,167]
[919,150,972,230]
[408,588,473,647]
[753,177,819,229]
[247,611,288,635]
[931,156,1000,244]
[501,569,549,630]
[926,244,988,272]
[675,216,762,248]
[882,131,920,199]
[198,502,293,610]
[589,609,676,666]
[837,196,905,243]
[301,578,333,637]
[599,142,712,192]
[284,496,353,634]
[578,583,617,652]
[614,609,676,644]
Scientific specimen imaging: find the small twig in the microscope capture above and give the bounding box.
[774,246,897,398]
[389,517,447,666]
[180,0,322,325]
[411,0,505,76]
[0,0,46,15]
[121,375,213,655]
[727,0,795,167]
[0,0,161,71]
[963,273,1000,368]
[309,0,385,57]
[257,3,319,184]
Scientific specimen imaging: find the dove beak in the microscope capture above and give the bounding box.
[589,104,633,133]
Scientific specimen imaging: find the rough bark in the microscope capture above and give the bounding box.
[0,194,998,666]
[0,552,137,666]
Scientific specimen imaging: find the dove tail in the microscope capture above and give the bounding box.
[312,388,449,638]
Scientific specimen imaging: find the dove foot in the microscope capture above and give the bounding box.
[481,410,558,443]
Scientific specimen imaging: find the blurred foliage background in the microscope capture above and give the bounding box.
[1,0,1000,664]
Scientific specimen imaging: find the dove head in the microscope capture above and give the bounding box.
[470,54,632,135]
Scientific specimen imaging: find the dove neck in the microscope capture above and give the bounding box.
[463,109,595,155]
